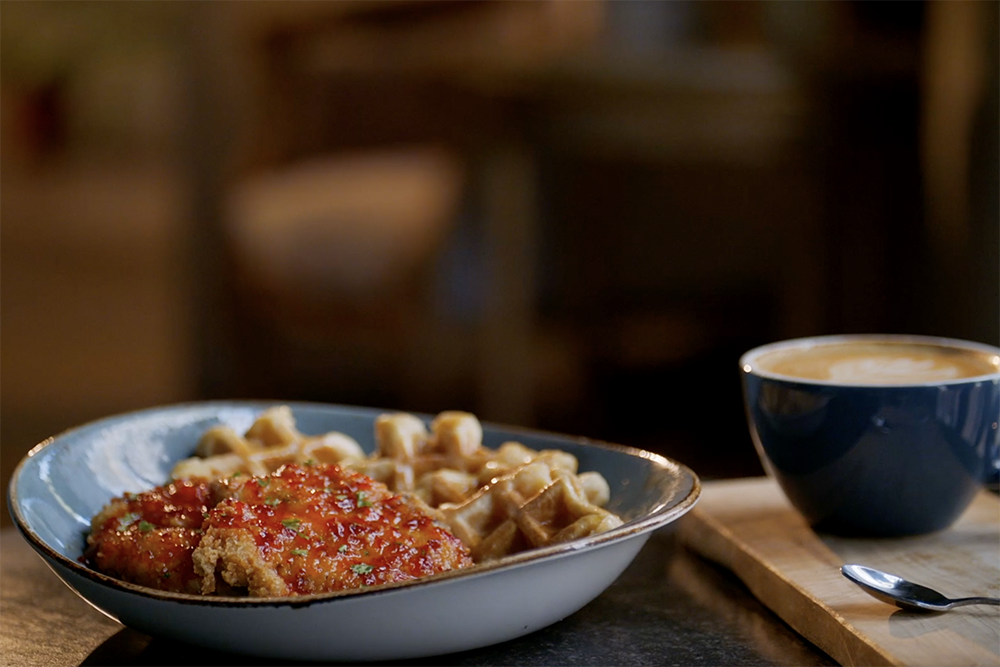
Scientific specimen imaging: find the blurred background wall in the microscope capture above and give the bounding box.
[2,0,997,525]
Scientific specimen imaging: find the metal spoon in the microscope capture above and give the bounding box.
[842,564,1000,612]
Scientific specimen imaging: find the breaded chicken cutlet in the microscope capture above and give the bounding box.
[82,463,473,597]
[193,463,473,596]
[82,477,214,594]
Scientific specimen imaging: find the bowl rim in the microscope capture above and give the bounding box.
[9,400,701,608]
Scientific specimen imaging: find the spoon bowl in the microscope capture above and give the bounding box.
[842,564,1000,613]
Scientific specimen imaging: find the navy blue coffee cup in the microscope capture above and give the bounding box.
[740,334,1000,537]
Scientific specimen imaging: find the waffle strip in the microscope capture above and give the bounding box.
[170,407,623,561]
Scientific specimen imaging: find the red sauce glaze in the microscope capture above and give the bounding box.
[205,464,473,595]
[81,479,214,594]
[82,464,472,596]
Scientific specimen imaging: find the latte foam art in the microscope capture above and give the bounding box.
[826,357,960,383]
[752,340,999,384]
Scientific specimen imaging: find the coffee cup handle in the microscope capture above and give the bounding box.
[984,372,1000,490]
[989,441,1000,492]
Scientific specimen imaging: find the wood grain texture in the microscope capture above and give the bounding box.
[678,477,1000,667]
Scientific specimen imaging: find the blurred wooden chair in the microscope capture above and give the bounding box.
[185,1,604,417]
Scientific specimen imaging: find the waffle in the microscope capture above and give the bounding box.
[170,406,365,480]
[171,406,622,561]
[341,411,487,506]
[345,411,585,506]
[437,455,622,561]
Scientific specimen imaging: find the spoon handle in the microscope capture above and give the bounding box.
[949,597,1000,608]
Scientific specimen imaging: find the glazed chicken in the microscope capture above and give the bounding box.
[82,464,473,596]
[82,478,214,594]
[193,463,473,596]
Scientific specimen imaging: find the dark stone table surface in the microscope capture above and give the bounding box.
[1,523,836,666]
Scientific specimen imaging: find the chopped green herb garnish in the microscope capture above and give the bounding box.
[264,498,282,506]
[338,545,348,553]
[356,492,372,508]
[336,494,347,501]
[257,478,270,488]
[231,471,243,478]
[281,518,301,531]
[291,549,309,557]
[138,520,155,533]
[116,513,141,531]
[303,458,316,467]
[351,564,373,575]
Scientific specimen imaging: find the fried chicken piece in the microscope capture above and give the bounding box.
[81,479,215,594]
[192,464,473,597]
[83,463,473,597]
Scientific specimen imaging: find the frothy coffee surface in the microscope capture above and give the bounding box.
[754,342,999,384]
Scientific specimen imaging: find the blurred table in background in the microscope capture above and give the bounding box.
[0,159,195,527]
[4,1,994,528]
[185,1,815,483]
[184,0,613,423]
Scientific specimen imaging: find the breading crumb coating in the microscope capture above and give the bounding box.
[82,478,215,594]
[82,464,473,597]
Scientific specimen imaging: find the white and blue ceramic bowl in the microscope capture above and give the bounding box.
[8,401,699,662]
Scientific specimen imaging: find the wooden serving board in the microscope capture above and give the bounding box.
[677,477,1000,666]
